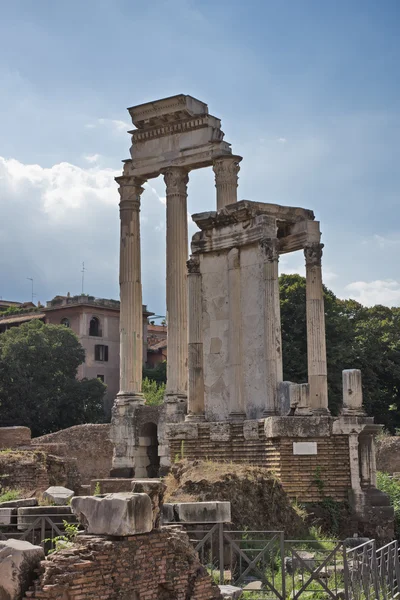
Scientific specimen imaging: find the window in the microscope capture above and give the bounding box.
[97,374,105,382]
[89,316,101,337]
[61,318,70,328]
[95,345,108,362]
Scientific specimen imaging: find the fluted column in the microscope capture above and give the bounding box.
[213,155,242,210]
[228,248,245,419]
[304,243,329,414]
[186,255,205,421]
[116,175,145,402]
[163,167,189,402]
[261,239,283,415]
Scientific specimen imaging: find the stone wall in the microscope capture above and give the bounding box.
[169,422,351,503]
[24,529,222,599]
[0,426,31,449]
[0,450,49,492]
[33,424,113,484]
[376,436,400,474]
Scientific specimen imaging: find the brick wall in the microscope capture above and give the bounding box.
[0,426,31,449]
[24,529,222,599]
[0,450,49,492]
[169,423,351,503]
[33,424,113,484]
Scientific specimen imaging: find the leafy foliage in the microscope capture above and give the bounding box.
[0,488,21,503]
[143,360,167,384]
[142,377,165,406]
[280,274,400,428]
[0,320,106,436]
[377,472,400,537]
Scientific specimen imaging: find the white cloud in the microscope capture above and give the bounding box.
[85,118,131,133]
[277,137,287,143]
[344,280,400,307]
[370,234,400,249]
[0,156,166,313]
[84,153,101,164]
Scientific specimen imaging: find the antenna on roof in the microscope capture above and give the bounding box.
[27,277,36,303]
[81,262,86,294]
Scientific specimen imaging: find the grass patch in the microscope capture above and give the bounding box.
[0,488,22,503]
[377,471,400,537]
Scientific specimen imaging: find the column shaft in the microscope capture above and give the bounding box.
[116,175,145,400]
[163,167,189,401]
[228,248,245,419]
[213,155,242,210]
[261,239,283,415]
[305,243,329,413]
[186,256,205,420]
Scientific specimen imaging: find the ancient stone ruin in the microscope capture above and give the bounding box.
[108,94,392,536]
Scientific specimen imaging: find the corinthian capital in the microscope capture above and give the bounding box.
[187,255,200,274]
[304,243,324,267]
[162,167,189,196]
[116,175,146,209]
[260,238,280,262]
[212,155,241,186]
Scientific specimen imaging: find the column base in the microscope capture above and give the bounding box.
[115,392,145,406]
[341,408,366,417]
[311,407,331,416]
[229,411,246,421]
[164,393,187,404]
[185,412,206,422]
[263,409,278,417]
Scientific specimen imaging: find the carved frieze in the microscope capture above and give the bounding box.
[304,243,324,267]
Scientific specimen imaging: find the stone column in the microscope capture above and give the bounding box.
[261,238,283,415]
[163,167,189,403]
[342,369,365,415]
[213,155,242,210]
[304,243,329,414]
[116,174,145,402]
[228,248,245,419]
[186,255,205,421]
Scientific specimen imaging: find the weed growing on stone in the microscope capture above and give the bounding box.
[0,488,22,503]
[45,520,80,555]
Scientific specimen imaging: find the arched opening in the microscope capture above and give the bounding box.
[89,316,101,336]
[135,422,159,478]
[60,318,70,328]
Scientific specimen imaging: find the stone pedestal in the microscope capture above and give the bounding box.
[116,173,146,403]
[304,243,329,414]
[163,167,189,404]
[342,369,365,415]
[213,155,242,210]
[186,256,205,421]
[261,238,283,415]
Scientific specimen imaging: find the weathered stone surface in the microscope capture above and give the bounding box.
[17,506,73,531]
[0,498,37,508]
[0,539,44,599]
[42,486,74,505]
[71,493,152,536]
[0,426,31,449]
[264,416,330,438]
[0,508,16,526]
[163,501,231,524]
[219,584,243,599]
[90,478,132,495]
[131,478,166,528]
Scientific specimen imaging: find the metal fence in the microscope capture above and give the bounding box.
[0,512,79,552]
[185,523,400,600]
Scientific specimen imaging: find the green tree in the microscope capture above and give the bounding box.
[0,320,105,436]
[142,377,165,406]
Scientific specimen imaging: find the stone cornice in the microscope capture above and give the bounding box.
[192,200,314,232]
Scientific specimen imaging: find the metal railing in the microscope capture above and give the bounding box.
[0,512,79,551]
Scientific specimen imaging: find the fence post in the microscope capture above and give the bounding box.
[40,517,46,550]
[343,543,350,600]
[219,522,224,585]
[371,540,380,600]
[280,532,286,600]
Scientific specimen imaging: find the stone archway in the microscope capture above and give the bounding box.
[135,422,160,478]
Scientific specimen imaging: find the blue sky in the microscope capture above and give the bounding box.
[0,0,399,315]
